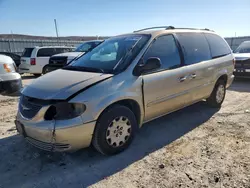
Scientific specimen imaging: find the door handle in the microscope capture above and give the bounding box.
[190,73,196,79]
[179,76,187,82]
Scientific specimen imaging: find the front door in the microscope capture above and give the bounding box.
[141,34,193,122]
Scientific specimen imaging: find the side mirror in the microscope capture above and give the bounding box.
[134,57,161,76]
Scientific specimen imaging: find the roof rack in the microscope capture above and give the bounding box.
[133,26,214,33]
[133,26,175,33]
[174,28,214,32]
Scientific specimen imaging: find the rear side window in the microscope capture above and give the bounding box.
[205,34,231,58]
[143,35,181,70]
[22,48,34,57]
[176,33,211,65]
[37,48,56,57]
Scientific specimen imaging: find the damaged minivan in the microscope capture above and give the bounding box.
[16,27,234,155]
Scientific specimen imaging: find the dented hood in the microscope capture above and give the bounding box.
[22,69,113,100]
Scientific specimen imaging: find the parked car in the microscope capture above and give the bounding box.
[18,46,74,76]
[44,40,103,74]
[0,52,21,68]
[233,41,250,78]
[15,26,234,155]
[0,54,22,95]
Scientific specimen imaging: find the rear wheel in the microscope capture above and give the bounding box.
[92,105,138,155]
[42,65,49,74]
[206,80,226,108]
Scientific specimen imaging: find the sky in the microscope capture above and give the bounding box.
[0,0,249,37]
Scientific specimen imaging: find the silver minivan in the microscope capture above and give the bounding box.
[15,27,234,155]
[0,55,22,95]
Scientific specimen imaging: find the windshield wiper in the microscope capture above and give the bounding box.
[63,66,105,73]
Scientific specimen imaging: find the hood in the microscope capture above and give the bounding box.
[233,53,250,61]
[0,54,14,65]
[22,69,113,100]
[52,52,84,59]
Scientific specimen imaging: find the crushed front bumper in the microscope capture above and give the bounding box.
[15,112,96,152]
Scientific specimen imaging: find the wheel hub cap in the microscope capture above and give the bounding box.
[216,85,225,103]
[106,116,131,147]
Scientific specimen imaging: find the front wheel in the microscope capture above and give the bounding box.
[206,80,226,108]
[92,105,138,155]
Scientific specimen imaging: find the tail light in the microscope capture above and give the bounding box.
[30,58,36,65]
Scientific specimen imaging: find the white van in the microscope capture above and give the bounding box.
[18,46,74,76]
[0,55,22,95]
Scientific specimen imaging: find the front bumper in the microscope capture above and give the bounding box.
[15,111,96,152]
[0,78,22,95]
[233,69,250,78]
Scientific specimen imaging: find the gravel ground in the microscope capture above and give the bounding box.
[0,78,249,188]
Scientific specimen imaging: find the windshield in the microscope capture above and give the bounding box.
[75,41,102,52]
[65,34,150,73]
[234,42,250,53]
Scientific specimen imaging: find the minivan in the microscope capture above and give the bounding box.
[15,27,234,155]
[18,46,74,76]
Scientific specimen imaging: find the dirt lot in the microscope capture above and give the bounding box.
[0,78,249,188]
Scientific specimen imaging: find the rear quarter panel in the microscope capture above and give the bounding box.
[209,54,234,93]
[30,49,49,74]
[30,57,50,74]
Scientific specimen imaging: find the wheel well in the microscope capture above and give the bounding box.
[42,65,48,74]
[217,74,228,85]
[102,99,141,126]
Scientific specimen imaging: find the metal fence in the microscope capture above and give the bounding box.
[0,36,250,55]
[225,36,250,51]
[0,39,83,55]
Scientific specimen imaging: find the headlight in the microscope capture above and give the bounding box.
[3,63,15,73]
[44,102,86,120]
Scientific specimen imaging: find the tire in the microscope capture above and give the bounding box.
[33,74,41,77]
[206,80,226,108]
[92,105,138,155]
[42,65,49,74]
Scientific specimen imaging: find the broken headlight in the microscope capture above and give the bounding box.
[44,102,86,120]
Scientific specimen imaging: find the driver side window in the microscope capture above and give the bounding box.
[143,35,181,71]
